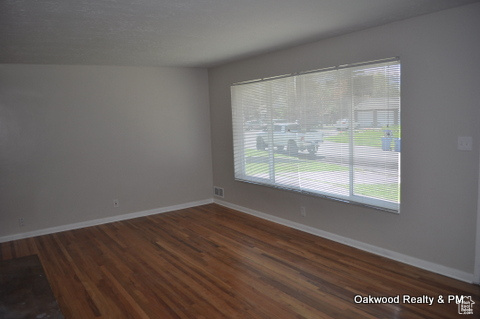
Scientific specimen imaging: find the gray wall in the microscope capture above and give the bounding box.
[209,4,480,274]
[0,65,213,237]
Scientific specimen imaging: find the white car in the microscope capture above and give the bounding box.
[256,123,323,155]
[245,120,265,130]
[334,119,359,131]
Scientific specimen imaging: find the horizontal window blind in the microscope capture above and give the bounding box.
[231,59,401,212]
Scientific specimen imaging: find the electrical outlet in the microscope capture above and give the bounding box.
[113,199,119,208]
[300,206,306,217]
[18,218,25,227]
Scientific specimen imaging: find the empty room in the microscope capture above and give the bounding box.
[1,0,480,318]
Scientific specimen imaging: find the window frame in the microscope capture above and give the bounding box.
[231,58,401,213]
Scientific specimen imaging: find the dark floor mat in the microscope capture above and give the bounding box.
[0,255,64,319]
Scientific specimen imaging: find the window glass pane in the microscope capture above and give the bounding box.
[231,59,400,212]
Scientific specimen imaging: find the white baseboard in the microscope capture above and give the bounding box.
[214,199,474,284]
[0,199,214,244]
[3,197,473,283]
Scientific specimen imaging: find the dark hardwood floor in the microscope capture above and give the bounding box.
[1,204,479,318]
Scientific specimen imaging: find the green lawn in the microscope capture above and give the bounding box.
[354,183,400,202]
[325,126,401,148]
[244,148,399,203]
[246,161,348,175]
[299,179,399,203]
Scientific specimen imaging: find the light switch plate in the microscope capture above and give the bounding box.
[458,136,473,151]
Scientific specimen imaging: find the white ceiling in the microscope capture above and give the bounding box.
[1,0,478,68]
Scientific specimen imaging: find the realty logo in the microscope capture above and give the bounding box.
[458,296,474,315]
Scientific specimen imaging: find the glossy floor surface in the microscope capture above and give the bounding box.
[1,204,479,318]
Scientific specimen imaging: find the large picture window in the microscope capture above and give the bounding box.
[231,58,401,212]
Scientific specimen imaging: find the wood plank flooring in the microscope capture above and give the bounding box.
[1,203,479,318]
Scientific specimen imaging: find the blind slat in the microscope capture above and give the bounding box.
[231,60,401,212]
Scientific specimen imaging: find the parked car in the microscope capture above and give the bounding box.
[245,120,265,130]
[334,118,359,130]
[256,123,323,155]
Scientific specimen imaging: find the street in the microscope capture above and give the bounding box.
[240,128,400,202]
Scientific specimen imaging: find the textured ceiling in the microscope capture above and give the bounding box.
[0,0,478,68]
